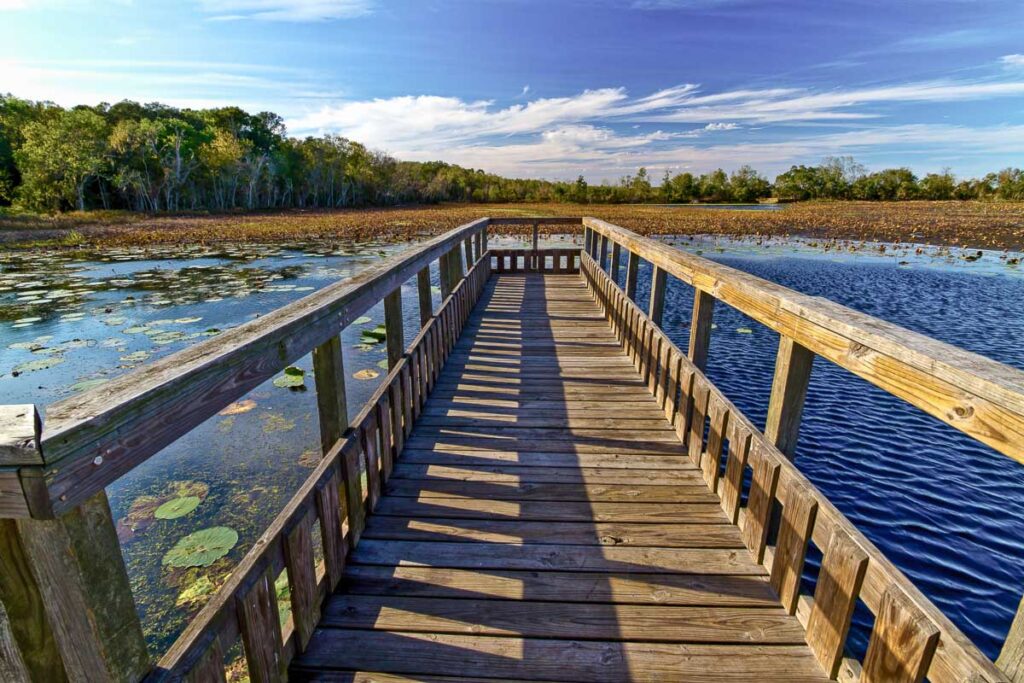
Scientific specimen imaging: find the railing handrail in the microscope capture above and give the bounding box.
[20,217,489,517]
[584,217,1024,464]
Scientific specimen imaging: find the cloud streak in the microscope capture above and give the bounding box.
[197,0,373,22]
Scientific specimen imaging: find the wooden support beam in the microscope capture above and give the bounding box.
[463,237,473,270]
[610,241,621,283]
[384,287,404,370]
[532,221,539,254]
[649,266,667,327]
[584,227,593,255]
[688,289,715,372]
[0,491,149,682]
[999,595,1024,681]
[416,266,432,327]
[438,252,452,300]
[312,335,348,454]
[599,235,609,272]
[625,251,640,300]
[764,336,814,459]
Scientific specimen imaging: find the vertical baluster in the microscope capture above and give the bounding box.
[687,378,711,466]
[340,439,365,547]
[720,421,751,523]
[388,376,405,461]
[688,290,715,371]
[237,568,285,683]
[384,287,404,370]
[313,335,348,454]
[806,529,870,679]
[315,466,346,590]
[416,267,432,327]
[283,510,318,652]
[376,393,395,480]
[769,480,818,614]
[649,266,667,326]
[741,445,781,564]
[599,235,609,272]
[610,241,621,283]
[765,336,814,459]
[861,586,940,683]
[702,397,729,492]
[625,251,640,300]
[185,637,226,683]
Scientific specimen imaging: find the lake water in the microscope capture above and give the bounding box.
[1,233,1021,661]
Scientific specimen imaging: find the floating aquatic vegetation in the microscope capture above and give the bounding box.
[376,359,390,369]
[175,575,215,608]
[70,378,109,393]
[155,496,201,520]
[218,417,235,433]
[260,413,296,433]
[219,399,257,416]
[13,356,64,374]
[298,449,319,468]
[174,316,203,324]
[736,327,753,334]
[360,325,387,345]
[120,350,151,363]
[162,527,239,569]
[123,325,150,334]
[272,366,306,390]
[117,480,210,542]
[353,368,379,380]
[353,316,372,325]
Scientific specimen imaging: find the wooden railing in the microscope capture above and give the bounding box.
[579,219,1024,683]
[0,219,492,682]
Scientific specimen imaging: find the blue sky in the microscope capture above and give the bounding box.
[2,0,1024,181]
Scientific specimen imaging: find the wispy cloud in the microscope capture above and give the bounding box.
[1002,54,1024,69]
[197,0,373,22]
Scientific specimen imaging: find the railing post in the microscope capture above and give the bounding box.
[610,241,621,282]
[384,287,404,370]
[999,596,1024,681]
[438,252,452,300]
[463,237,473,271]
[313,335,349,452]
[649,266,667,326]
[416,267,433,327]
[0,467,150,682]
[688,289,715,371]
[584,226,593,255]
[598,235,609,272]
[625,251,640,300]
[765,336,814,459]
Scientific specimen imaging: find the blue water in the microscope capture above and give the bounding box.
[625,236,1024,661]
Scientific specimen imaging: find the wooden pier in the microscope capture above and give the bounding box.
[1,217,1023,682]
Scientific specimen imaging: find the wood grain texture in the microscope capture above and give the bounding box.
[765,336,814,459]
[999,594,1024,681]
[806,529,870,678]
[0,406,42,466]
[237,568,286,683]
[313,335,348,454]
[861,585,940,683]
[283,512,319,652]
[770,479,818,614]
[741,446,781,564]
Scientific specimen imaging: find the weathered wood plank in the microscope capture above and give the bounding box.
[382,480,714,503]
[688,289,715,372]
[765,336,814,459]
[0,406,42,466]
[321,594,806,643]
[742,446,780,564]
[283,512,319,652]
[314,469,346,591]
[625,250,640,300]
[861,585,940,683]
[384,287,405,370]
[770,480,818,615]
[806,529,870,678]
[313,335,348,454]
[372,497,729,524]
[720,421,752,524]
[237,568,286,683]
[292,632,829,682]
[1000,595,1024,681]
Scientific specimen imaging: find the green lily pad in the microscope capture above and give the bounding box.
[174,317,203,324]
[14,357,64,373]
[154,496,201,520]
[273,366,306,389]
[377,359,390,369]
[354,316,372,325]
[70,378,109,393]
[162,527,238,568]
[360,325,387,344]
[123,326,150,334]
[736,327,753,334]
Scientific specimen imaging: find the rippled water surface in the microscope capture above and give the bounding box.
[1,233,1021,660]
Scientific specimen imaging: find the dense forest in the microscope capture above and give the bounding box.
[2,94,1024,213]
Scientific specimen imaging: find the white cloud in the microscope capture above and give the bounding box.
[1001,54,1024,69]
[703,122,738,131]
[196,0,373,21]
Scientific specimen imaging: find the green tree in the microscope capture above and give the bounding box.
[16,107,109,211]
[728,165,770,202]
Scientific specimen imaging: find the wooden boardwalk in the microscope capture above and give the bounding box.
[290,274,828,681]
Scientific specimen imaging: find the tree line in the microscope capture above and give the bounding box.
[2,94,1023,213]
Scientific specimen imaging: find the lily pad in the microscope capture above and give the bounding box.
[123,326,150,334]
[155,496,201,520]
[360,325,387,344]
[174,317,203,324]
[162,527,238,568]
[70,378,109,393]
[353,368,379,381]
[736,327,753,334]
[121,351,150,363]
[219,399,257,416]
[354,316,372,325]
[260,413,296,433]
[14,357,64,373]
[377,359,390,369]
[273,366,306,389]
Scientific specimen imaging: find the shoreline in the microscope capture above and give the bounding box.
[2,200,1024,252]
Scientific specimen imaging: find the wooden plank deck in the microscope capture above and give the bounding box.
[290,273,828,682]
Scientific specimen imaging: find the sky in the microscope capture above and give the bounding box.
[2,0,1024,181]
